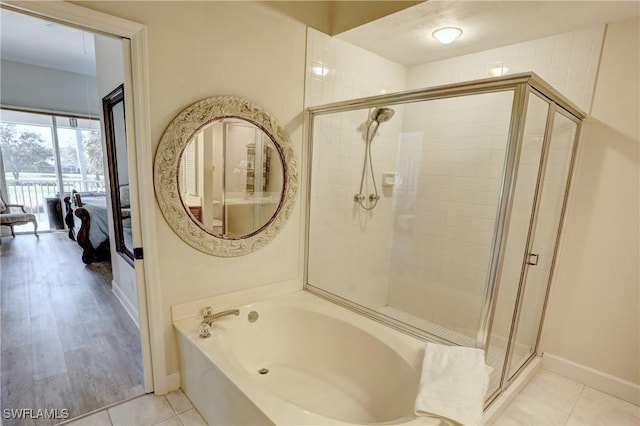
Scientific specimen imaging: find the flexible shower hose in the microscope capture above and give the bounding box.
[355,119,381,210]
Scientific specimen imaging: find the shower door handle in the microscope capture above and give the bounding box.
[526,253,539,266]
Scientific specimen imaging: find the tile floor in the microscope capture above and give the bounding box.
[62,370,639,426]
[493,370,640,425]
[64,390,205,426]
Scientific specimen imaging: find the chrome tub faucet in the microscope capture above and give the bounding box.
[201,308,240,326]
[199,307,240,338]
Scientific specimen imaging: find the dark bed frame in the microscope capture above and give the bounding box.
[64,191,110,265]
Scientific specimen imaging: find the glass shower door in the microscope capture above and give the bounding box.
[506,110,578,380]
[486,98,579,398]
[485,93,550,397]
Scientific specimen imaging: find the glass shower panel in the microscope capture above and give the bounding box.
[308,90,515,346]
[308,108,396,308]
[306,75,585,407]
[485,93,550,396]
[507,112,577,379]
[385,92,514,344]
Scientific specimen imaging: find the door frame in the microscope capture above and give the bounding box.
[3,1,167,394]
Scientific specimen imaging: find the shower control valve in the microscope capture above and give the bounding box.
[368,194,380,202]
[353,194,365,202]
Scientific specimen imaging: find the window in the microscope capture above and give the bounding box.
[0,109,103,231]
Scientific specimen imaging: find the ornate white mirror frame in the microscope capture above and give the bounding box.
[154,95,298,257]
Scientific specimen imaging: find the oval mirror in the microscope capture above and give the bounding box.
[154,96,297,257]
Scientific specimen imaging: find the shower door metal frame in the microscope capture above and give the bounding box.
[528,105,583,349]
[304,72,585,403]
[478,95,556,405]
[500,102,583,392]
[479,87,584,406]
[475,83,530,354]
[499,97,560,389]
[471,84,584,405]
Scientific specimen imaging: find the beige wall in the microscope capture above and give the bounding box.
[542,17,640,385]
[0,59,99,116]
[76,1,307,382]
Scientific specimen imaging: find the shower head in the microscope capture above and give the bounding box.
[371,107,395,123]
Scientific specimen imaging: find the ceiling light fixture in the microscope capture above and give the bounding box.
[432,27,463,44]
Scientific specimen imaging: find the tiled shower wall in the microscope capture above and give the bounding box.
[306,25,604,335]
[305,28,407,108]
[306,28,406,308]
[407,25,605,112]
[389,25,604,338]
[386,92,514,338]
[309,109,403,308]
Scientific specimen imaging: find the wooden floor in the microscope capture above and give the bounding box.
[1,232,144,426]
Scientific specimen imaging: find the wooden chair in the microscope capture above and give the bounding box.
[0,194,39,238]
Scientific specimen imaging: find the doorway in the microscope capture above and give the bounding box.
[0,6,150,424]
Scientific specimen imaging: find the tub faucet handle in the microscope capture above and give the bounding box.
[198,323,211,339]
[202,306,214,316]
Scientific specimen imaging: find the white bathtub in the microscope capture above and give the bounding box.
[173,290,441,425]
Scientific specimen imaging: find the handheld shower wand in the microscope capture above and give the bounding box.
[371,106,395,123]
[354,107,395,210]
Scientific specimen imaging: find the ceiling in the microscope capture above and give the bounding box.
[339,1,640,66]
[1,1,638,75]
[0,8,97,76]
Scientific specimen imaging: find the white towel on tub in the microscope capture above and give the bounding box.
[414,342,490,426]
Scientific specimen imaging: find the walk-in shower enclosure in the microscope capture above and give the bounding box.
[304,73,584,403]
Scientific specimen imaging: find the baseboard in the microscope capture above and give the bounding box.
[112,280,140,329]
[166,372,181,393]
[543,353,640,406]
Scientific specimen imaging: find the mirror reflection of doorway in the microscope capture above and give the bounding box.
[0,8,145,424]
[178,119,284,239]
